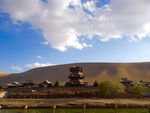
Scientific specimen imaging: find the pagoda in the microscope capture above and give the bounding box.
[68,65,87,86]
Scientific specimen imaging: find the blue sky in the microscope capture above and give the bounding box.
[1,0,150,73]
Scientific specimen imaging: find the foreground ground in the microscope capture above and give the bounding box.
[0,108,149,113]
[1,98,150,108]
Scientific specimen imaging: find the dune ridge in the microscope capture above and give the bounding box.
[0,62,150,86]
[0,71,9,77]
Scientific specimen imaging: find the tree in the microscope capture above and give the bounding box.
[129,84,149,95]
[39,83,44,88]
[98,80,126,98]
[65,82,70,87]
[93,81,99,87]
[54,81,60,87]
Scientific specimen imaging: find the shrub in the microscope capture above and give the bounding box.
[65,82,70,87]
[93,81,99,87]
[129,84,149,95]
[98,80,126,98]
[39,83,44,88]
[54,81,60,87]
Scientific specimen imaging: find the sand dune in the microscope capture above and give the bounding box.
[0,71,9,77]
[0,62,150,86]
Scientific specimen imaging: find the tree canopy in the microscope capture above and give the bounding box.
[129,84,149,95]
[98,80,126,97]
[93,81,99,87]
[54,81,60,87]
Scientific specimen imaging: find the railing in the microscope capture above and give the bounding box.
[22,104,150,113]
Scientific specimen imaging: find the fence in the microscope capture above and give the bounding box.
[21,104,150,113]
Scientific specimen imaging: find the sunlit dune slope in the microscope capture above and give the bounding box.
[0,71,9,77]
[0,62,150,86]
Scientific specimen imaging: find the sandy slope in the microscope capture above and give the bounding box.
[0,62,150,86]
[0,71,9,77]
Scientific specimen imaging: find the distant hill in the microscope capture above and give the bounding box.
[0,62,150,86]
[0,71,9,77]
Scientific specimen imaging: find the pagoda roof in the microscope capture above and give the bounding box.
[43,80,52,84]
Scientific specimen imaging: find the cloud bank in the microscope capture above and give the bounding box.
[11,66,23,72]
[25,62,54,69]
[1,0,150,51]
[11,62,54,72]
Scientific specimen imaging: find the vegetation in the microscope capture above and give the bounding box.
[129,84,149,95]
[6,79,150,98]
[54,81,60,87]
[39,83,44,88]
[98,80,126,97]
[93,81,99,87]
[64,82,70,87]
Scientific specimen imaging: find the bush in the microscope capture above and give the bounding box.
[129,84,149,95]
[39,83,44,88]
[65,82,70,87]
[98,80,126,98]
[54,81,60,87]
[93,81,99,87]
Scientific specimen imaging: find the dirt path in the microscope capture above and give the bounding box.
[0,98,150,108]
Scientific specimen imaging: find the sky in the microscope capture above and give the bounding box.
[1,0,150,73]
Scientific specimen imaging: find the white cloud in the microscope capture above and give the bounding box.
[11,66,23,72]
[25,62,54,69]
[83,0,97,12]
[37,56,42,59]
[1,0,150,51]
[82,43,92,47]
[40,41,49,45]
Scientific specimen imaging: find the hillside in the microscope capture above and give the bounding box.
[0,62,150,86]
[0,71,9,77]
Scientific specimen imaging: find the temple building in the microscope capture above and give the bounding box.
[42,80,52,87]
[68,65,87,86]
[120,78,133,86]
[138,80,150,87]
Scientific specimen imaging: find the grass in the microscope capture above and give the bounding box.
[0,108,149,113]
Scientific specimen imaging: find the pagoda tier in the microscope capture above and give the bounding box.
[70,66,83,72]
[70,79,86,86]
[68,75,85,79]
[68,65,87,86]
[68,72,85,79]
